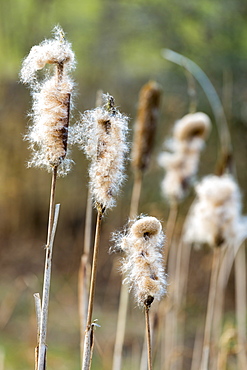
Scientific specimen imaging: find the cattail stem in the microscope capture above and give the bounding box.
[164,201,178,268]
[82,207,103,370]
[200,247,222,370]
[112,284,129,370]
[145,305,153,370]
[130,170,143,218]
[79,188,93,364]
[235,243,247,369]
[37,167,59,370]
[46,166,58,247]
[34,293,42,370]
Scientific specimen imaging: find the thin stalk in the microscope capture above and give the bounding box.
[145,306,153,370]
[200,247,222,370]
[235,243,247,369]
[37,167,59,370]
[162,201,178,369]
[79,189,93,363]
[164,201,178,267]
[34,293,42,370]
[112,284,129,370]
[130,170,143,218]
[82,208,103,370]
[112,171,143,370]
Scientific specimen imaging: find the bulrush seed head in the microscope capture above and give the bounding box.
[131,81,162,172]
[184,175,247,248]
[158,112,211,202]
[111,215,166,308]
[74,94,129,211]
[20,26,75,175]
[173,112,211,142]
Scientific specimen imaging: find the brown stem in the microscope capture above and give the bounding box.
[37,168,59,370]
[201,247,222,370]
[82,208,103,370]
[164,201,178,268]
[145,305,153,370]
[130,170,143,218]
[46,166,58,247]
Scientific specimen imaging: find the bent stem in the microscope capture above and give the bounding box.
[145,305,153,370]
[37,166,59,370]
[82,206,103,370]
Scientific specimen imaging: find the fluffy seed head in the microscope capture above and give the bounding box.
[131,81,162,171]
[184,175,247,248]
[173,112,211,142]
[74,94,129,210]
[20,26,75,175]
[111,215,166,308]
[158,112,211,202]
[20,25,75,86]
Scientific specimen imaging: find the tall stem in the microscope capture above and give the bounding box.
[130,170,142,218]
[200,247,221,370]
[82,208,103,370]
[235,243,247,369]
[145,306,153,370]
[37,166,59,370]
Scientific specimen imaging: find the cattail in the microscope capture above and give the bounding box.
[74,94,129,211]
[184,174,247,248]
[158,112,211,202]
[131,81,162,172]
[20,25,75,175]
[112,215,166,308]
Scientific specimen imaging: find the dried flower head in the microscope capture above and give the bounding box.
[131,81,162,171]
[73,94,129,210]
[184,175,247,248]
[158,112,211,202]
[20,26,75,175]
[111,215,166,308]
[173,112,211,142]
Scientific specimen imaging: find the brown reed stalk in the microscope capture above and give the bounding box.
[145,303,153,370]
[78,191,92,359]
[34,293,42,370]
[234,242,247,369]
[79,91,103,363]
[82,205,104,370]
[37,200,60,370]
[200,247,222,370]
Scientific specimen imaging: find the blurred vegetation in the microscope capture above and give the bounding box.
[0,0,247,368]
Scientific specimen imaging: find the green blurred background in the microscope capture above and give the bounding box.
[0,0,247,368]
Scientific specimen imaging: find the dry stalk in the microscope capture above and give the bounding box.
[234,243,247,369]
[33,293,42,370]
[145,304,153,370]
[37,170,60,370]
[82,206,103,370]
[78,189,93,362]
[200,247,222,370]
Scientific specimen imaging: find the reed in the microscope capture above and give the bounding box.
[111,216,167,370]
[73,94,129,369]
[20,26,75,369]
